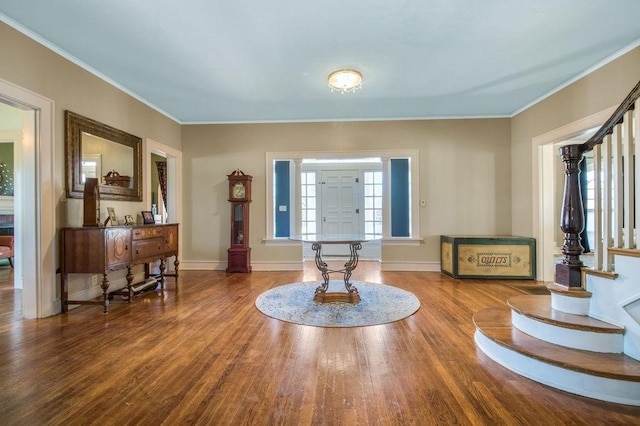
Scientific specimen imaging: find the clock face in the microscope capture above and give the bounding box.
[233,182,246,199]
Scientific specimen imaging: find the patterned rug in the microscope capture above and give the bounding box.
[255,281,420,327]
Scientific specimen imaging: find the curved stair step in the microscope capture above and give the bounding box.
[507,295,624,352]
[508,295,622,333]
[473,307,640,406]
[546,282,593,297]
[545,283,593,315]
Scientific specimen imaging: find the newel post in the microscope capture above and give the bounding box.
[555,144,585,288]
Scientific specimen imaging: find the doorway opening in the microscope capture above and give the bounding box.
[0,77,56,319]
[151,152,168,223]
[145,138,183,273]
[0,101,19,305]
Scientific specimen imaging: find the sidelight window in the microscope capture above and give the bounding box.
[300,171,317,237]
[363,171,383,238]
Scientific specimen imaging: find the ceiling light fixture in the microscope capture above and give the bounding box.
[328,69,362,94]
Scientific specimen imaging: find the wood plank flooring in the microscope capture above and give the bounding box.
[1,261,640,425]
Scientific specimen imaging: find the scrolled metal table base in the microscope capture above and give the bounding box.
[311,241,362,304]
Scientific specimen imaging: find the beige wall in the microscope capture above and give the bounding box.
[511,46,640,238]
[0,22,182,228]
[182,119,511,266]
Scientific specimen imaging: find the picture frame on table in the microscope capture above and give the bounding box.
[141,210,155,225]
[124,215,135,226]
[106,207,117,226]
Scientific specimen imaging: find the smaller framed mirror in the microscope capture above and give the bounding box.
[65,111,142,201]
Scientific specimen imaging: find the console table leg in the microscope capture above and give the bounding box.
[174,256,180,283]
[159,258,166,291]
[100,274,110,314]
[61,273,68,313]
[126,266,134,302]
[312,242,330,294]
[343,242,362,294]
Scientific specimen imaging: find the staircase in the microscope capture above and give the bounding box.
[474,80,640,406]
[474,253,640,405]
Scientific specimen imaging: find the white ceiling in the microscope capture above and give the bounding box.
[1,1,640,124]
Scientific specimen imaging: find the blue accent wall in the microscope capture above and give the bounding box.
[274,160,290,237]
[391,158,410,237]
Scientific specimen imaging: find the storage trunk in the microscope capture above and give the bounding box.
[440,235,536,279]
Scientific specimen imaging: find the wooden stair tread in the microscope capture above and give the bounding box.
[507,295,624,334]
[473,308,640,382]
[546,282,593,297]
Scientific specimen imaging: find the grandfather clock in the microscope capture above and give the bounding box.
[227,170,252,273]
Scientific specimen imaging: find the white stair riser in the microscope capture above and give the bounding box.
[474,330,640,406]
[511,311,623,353]
[551,292,590,315]
[586,254,640,362]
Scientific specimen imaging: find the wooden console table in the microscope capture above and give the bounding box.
[61,223,179,313]
[290,235,379,303]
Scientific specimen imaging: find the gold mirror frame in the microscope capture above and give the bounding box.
[65,110,142,201]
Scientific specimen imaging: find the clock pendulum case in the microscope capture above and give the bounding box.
[226,170,252,273]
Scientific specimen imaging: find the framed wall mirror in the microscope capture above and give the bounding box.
[65,110,142,201]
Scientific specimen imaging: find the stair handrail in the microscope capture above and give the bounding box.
[581,79,640,152]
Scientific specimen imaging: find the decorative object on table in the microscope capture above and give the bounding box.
[124,215,135,225]
[141,210,155,224]
[104,207,117,226]
[226,169,252,273]
[255,281,420,327]
[103,170,131,188]
[82,177,101,227]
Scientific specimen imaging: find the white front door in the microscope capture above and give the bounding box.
[320,170,359,255]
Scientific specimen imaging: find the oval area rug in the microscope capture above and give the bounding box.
[255,281,420,327]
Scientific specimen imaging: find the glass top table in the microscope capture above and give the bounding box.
[290,235,380,303]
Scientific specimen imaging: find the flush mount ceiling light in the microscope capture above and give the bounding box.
[327,69,362,93]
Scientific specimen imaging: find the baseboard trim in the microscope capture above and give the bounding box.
[68,274,138,302]
[179,260,226,271]
[181,260,441,272]
[381,261,441,272]
[179,260,303,271]
[251,261,303,271]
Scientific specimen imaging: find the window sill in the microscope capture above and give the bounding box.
[263,238,301,246]
[263,237,423,246]
[381,237,423,246]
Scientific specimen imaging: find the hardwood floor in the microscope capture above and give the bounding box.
[1,261,639,425]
